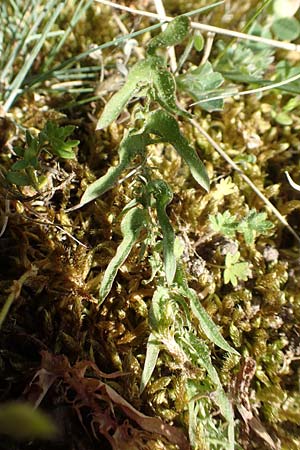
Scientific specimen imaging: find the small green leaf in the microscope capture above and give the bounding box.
[177,62,224,112]
[193,33,204,52]
[79,129,150,207]
[224,251,251,286]
[0,402,56,440]
[152,64,190,117]
[99,207,148,303]
[6,171,32,186]
[209,210,238,237]
[13,146,25,157]
[23,137,39,163]
[237,210,274,244]
[272,17,300,41]
[149,286,171,330]
[11,160,31,171]
[140,333,160,394]
[40,122,78,159]
[147,16,189,55]
[275,111,293,126]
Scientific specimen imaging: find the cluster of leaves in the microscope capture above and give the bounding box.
[209,209,273,286]
[6,122,79,190]
[209,209,274,245]
[75,16,210,299]
[140,275,237,449]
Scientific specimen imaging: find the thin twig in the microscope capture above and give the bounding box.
[94,0,300,52]
[189,118,300,245]
[153,0,177,72]
[0,267,38,329]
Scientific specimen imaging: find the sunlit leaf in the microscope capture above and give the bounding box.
[140,333,160,394]
[193,33,204,52]
[96,60,151,130]
[147,16,189,55]
[176,268,239,355]
[148,180,176,284]
[145,110,210,191]
[224,251,251,286]
[177,62,224,111]
[99,207,148,303]
[209,210,238,238]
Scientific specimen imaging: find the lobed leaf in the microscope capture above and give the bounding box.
[147,16,189,55]
[145,110,210,191]
[237,210,274,244]
[177,62,224,111]
[224,251,251,286]
[99,207,148,303]
[79,129,150,207]
[148,180,176,285]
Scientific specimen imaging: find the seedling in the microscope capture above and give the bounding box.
[6,122,79,191]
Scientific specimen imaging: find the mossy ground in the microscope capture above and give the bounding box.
[0,1,300,449]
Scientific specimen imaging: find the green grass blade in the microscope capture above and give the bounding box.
[42,0,94,71]
[3,0,64,112]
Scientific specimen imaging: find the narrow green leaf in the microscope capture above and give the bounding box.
[96,60,151,130]
[79,129,149,207]
[189,290,239,355]
[149,286,170,330]
[140,333,160,394]
[99,207,148,303]
[148,180,176,285]
[176,269,238,355]
[145,110,210,191]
